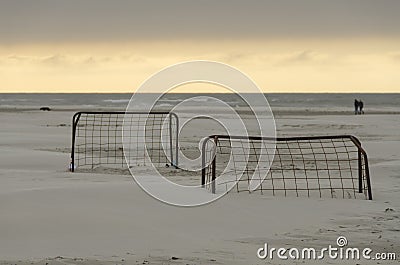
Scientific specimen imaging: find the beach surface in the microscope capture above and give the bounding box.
[0,101,399,264]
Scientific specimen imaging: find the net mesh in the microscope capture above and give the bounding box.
[71,112,178,170]
[202,135,371,200]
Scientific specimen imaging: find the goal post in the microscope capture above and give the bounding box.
[202,135,372,200]
[70,111,179,172]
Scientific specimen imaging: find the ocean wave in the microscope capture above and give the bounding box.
[103,99,130,103]
[0,98,29,102]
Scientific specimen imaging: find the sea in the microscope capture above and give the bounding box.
[1,93,400,113]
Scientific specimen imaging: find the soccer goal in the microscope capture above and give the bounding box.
[70,111,179,171]
[202,135,372,200]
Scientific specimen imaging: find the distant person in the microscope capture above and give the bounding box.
[354,99,359,115]
[359,100,364,114]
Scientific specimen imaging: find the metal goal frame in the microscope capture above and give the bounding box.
[70,111,179,172]
[202,135,372,200]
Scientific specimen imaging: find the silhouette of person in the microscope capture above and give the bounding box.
[354,99,359,115]
[359,100,364,114]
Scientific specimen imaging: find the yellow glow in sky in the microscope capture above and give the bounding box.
[1,38,400,93]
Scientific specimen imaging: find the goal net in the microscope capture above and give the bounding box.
[70,111,179,171]
[202,135,372,200]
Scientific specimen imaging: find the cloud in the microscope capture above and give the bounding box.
[217,50,321,66]
[390,52,400,61]
[40,54,71,66]
[1,0,400,43]
[285,51,315,63]
[273,50,329,66]
[0,53,149,71]
[219,52,254,64]
[0,54,92,69]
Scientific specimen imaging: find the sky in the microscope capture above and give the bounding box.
[0,0,399,93]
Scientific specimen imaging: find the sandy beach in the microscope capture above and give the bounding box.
[2,0,400,263]
[0,104,399,264]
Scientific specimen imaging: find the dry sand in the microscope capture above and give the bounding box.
[0,109,399,264]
